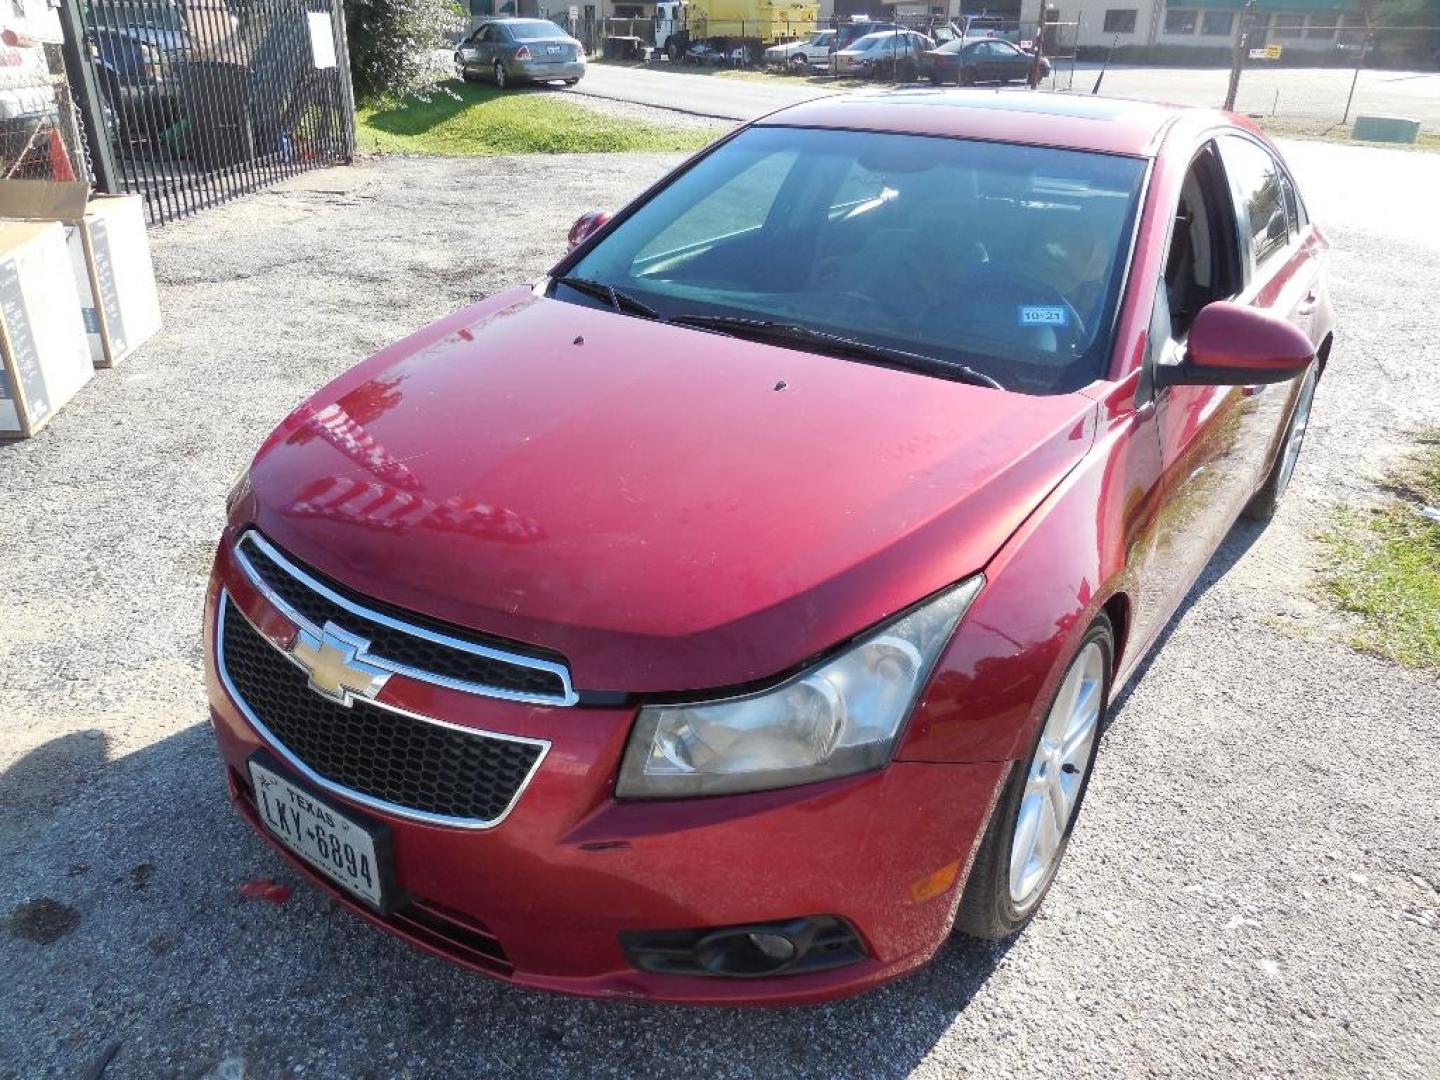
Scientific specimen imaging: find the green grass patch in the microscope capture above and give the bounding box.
[1252,115,1440,154]
[1321,432,1440,670]
[358,80,714,156]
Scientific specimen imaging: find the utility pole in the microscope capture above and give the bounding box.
[1223,0,1256,112]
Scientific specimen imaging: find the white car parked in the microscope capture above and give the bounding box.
[763,29,835,71]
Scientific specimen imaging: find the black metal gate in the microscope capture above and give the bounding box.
[57,0,357,225]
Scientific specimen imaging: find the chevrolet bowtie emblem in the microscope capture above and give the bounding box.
[289,622,390,706]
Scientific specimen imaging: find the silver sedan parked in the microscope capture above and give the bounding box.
[454,18,586,89]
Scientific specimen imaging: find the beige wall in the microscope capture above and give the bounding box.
[1019,0,1364,52]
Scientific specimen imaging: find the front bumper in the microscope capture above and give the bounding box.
[204,536,1006,1004]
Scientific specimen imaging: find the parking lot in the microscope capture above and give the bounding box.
[2,130,1439,1077]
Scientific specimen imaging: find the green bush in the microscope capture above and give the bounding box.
[345,0,465,104]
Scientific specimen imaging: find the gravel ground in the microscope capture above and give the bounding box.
[2,143,1438,1079]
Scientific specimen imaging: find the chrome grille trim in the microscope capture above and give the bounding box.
[233,530,579,707]
[216,591,551,830]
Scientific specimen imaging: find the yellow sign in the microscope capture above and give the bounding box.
[1249,44,1283,60]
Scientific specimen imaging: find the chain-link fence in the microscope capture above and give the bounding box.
[0,40,90,181]
[567,12,1083,89]
[1218,24,1439,133]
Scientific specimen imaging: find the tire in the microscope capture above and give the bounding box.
[790,54,809,73]
[1243,360,1318,522]
[954,615,1114,941]
[564,77,579,85]
[929,72,941,85]
[494,61,508,89]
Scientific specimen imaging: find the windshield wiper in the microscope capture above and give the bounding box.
[553,275,661,321]
[666,314,1005,390]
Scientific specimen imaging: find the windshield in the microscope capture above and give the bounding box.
[509,20,567,39]
[559,126,1146,395]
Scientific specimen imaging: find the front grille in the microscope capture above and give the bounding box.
[236,533,571,704]
[220,597,545,823]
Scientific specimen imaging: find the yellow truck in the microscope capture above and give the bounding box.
[653,0,820,63]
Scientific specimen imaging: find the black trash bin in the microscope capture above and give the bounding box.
[175,61,255,168]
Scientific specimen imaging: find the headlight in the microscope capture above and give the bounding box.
[616,576,983,798]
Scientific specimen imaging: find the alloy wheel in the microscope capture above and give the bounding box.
[495,62,508,89]
[1008,640,1105,910]
[1275,364,1318,498]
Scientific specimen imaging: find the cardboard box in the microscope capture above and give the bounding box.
[0,180,162,368]
[0,220,93,438]
[69,194,163,367]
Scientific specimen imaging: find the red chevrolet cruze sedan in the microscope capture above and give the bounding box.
[206,91,1333,1004]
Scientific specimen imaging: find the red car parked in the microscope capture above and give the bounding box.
[206,90,1333,1004]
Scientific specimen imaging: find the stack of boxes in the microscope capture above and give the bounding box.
[0,180,162,439]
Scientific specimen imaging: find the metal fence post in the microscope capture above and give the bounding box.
[55,0,121,192]
[331,0,360,161]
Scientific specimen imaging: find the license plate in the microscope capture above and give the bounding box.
[547,45,562,54]
[249,756,392,911]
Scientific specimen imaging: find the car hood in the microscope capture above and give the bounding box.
[245,287,1098,693]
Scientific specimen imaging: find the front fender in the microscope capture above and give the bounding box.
[896,383,1164,764]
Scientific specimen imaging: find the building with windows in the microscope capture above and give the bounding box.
[1018,0,1367,58]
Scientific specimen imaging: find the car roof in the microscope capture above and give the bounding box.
[849,29,920,44]
[755,89,1228,157]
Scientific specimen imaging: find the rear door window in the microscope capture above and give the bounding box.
[1217,135,1292,270]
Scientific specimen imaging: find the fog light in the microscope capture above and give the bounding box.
[621,916,866,978]
[746,932,797,963]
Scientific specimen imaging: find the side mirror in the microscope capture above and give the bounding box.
[567,209,611,251]
[1158,300,1314,388]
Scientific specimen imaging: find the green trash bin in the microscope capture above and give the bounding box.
[1352,115,1421,144]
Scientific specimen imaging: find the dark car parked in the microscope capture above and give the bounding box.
[922,38,1048,86]
[92,27,182,142]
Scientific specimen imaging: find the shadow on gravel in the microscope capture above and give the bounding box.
[0,729,111,832]
[2,720,1019,1078]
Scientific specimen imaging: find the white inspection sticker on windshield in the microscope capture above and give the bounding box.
[1019,305,1068,327]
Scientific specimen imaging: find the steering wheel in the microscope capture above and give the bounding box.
[929,271,1087,354]
[803,283,896,328]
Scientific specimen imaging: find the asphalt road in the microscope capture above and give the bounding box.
[569,59,1440,127]
[2,137,1439,1075]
